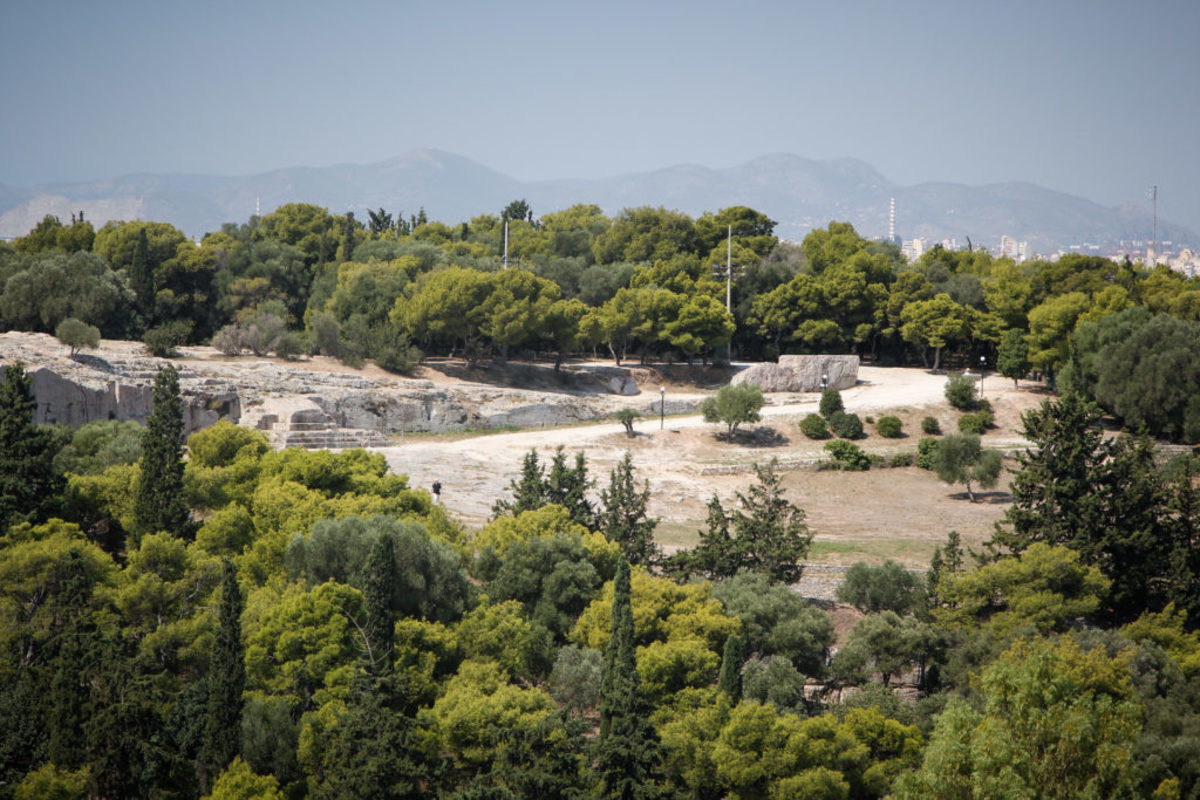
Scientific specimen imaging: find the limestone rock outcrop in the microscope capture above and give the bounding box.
[731,355,859,392]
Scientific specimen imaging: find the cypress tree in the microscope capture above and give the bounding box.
[363,532,397,674]
[134,364,191,540]
[0,361,63,532]
[596,559,664,799]
[47,549,99,770]
[597,452,659,566]
[202,559,245,784]
[717,633,745,702]
[130,226,155,322]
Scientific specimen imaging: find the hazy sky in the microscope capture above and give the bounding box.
[3,0,1198,229]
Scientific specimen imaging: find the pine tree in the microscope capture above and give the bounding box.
[134,364,191,540]
[0,361,63,532]
[545,447,594,528]
[363,532,397,674]
[667,460,811,583]
[597,452,658,566]
[717,633,745,702]
[596,559,665,799]
[989,393,1109,556]
[202,559,245,786]
[492,449,546,517]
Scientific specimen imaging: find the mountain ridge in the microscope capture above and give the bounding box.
[1,148,1192,255]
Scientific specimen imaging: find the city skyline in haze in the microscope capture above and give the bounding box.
[2,0,1197,230]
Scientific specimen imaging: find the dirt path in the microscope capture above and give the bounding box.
[376,366,1036,565]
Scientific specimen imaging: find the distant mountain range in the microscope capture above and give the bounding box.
[1,149,1193,256]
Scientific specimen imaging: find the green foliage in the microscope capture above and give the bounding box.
[54,317,100,357]
[287,515,472,625]
[837,560,923,615]
[921,415,941,435]
[52,419,143,476]
[0,362,65,532]
[824,439,870,471]
[832,611,937,687]
[956,412,985,434]
[143,320,192,357]
[893,637,1142,799]
[819,388,844,418]
[711,571,833,677]
[799,412,830,439]
[596,559,667,798]
[549,645,602,715]
[202,559,246,780]
[937,543,1109,637]
[597,452,659,567]
[701,382,764,437]
[875,415,903,438]
[943,372,977,410]
[1080,310,1200,443]
[205,757,282,800]
[0,250,129,336]
[741,654,808,713]
[133,365,191,540]
[669,459,813,584]
[996,327,1031,387]
[615,407,641,437]
[828,410,864,439]
[915,437,939,470]
[931,433,1002,501]
[482,533,600,642]
[717,633,746,701]
[14,762,89,800]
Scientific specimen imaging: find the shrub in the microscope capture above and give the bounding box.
[701,382,764,436]
[944,372,978,411]
[799,413,830,439]
[889,452,915,468]
[917,437,939,470]
[864,415,875,424]
[55,316,100,357]
[958,413,985,434]
[212,325,243,356]
[829,411,864,440]
[615,407,641,438]
[876,416,903,438]
[819,388,844,418]
[143,320,192,357]
[824,439,870,471]
[921,416,941,435]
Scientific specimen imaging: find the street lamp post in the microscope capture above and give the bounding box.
[660,386,665,430]
[979,355,986,400]
[821,373,828,394]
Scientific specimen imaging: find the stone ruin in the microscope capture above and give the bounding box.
[731,354,859,392]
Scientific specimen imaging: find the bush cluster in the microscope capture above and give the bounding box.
[799,413,830,439]
[917,437,939,470]
[824,439,870,471]
[875,416,903,438]
[829,411,864,440]
[819,389,844,418]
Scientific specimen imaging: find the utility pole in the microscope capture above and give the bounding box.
[1150,184,1158,267]
[725,224,733,313]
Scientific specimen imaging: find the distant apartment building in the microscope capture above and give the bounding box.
[998,235,1030,262]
